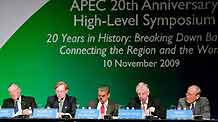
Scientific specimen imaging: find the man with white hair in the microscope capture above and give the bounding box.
[2,83,37,117]
[128,82,165,119]
[177,84,210,119]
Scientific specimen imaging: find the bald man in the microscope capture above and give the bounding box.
[177,85,210,119]
[2,83,37,116]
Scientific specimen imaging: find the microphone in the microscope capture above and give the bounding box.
[99,97,104,103]
[58,98,64,113]
[14,98,19,106]
[14,97,19,102]
[58,98,64,103]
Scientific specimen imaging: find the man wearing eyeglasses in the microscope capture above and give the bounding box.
[45,81,77,118]
[88,85,118,119]
[177,84,210,119]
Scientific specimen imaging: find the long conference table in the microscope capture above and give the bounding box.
[0,118,218,122]
[0,109,216,122]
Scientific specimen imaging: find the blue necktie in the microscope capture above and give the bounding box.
[14,100,19,113]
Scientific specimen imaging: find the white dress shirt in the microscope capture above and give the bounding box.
[97,100,108,116]
[15,96,22,115]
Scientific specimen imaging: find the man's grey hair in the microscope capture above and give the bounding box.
[136,82,150,93]
[188,85,201,95]
[98,85,110,94]
[8,83,20,90]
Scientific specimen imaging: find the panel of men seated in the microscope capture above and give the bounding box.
[0,81,211,120]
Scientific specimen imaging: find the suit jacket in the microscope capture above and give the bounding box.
[88,99,118,116]
[45,95,76,117]
[2,95,37,109]
[128,96,165,119]
[177,97,210,119]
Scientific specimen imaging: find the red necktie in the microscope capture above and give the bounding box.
[100,103,105,117]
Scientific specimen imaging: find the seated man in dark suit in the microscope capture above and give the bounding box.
[128,82,165,119]
[88,85,118,119]
[2,83,37,117]
[45,81,77,118]
[177,85,210,119]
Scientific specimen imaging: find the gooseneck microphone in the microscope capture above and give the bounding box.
[58,98,64,102]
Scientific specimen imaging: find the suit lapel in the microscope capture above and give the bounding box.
[183,99,189,109]
[107,100,116,115]
[147,98,152,108]
[106,101,112,115]
[96,100,112,115]
[53,96,59,108]
[9,99,15,108]
[21,96,26,109]
[146,97,153,109]
[193,100,199,114]
[62,95,69,113]
[135,97,141,109]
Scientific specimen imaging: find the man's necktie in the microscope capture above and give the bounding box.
[59,100,64,112]
[14,100,19,113]
[191,103,195,112]
[100,103,105,117]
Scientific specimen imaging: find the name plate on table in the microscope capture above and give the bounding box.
[167,109,193,120]
[118,109,144,119]
[75,109,99,119]
[0,109,14,118]
[32,108,57,118]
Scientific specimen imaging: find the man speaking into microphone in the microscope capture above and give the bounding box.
[88,85,118,119]
[45,81,77,118]
[128,82,165,119]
